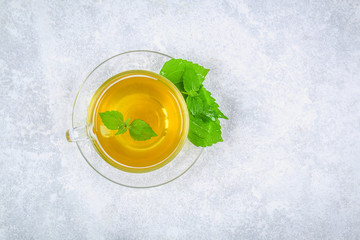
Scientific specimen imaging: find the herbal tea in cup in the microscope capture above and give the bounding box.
[87,70,189,173]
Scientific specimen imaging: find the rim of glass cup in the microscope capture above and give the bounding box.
[72,50,204,188]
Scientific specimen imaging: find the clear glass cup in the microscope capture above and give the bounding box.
[66,50,203,188]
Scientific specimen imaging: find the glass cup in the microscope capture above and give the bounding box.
[66,50,203,188]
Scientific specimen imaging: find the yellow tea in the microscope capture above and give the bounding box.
[87,70,189,173]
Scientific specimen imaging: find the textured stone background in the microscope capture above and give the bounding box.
[1,0,360,239]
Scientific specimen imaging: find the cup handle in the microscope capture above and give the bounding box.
[66,126,89,142]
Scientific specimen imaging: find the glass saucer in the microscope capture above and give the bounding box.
[72,50,203,188]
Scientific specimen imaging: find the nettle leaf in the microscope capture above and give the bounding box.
[188,114,223,147]
[129,119,157,141]
[99,112,157,141]
[192,63,209,84]
[160,59,187,84]
[160,58,227,147]
[183,66,202,93]
[115,124,127,135]
[174,82,185,92]
[198,87,228,120]
[186,96,203,116]
[99,111,124,130]
[160,59,209,87]
[124,118,130,127]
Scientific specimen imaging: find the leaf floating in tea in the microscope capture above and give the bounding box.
[99,111,157,141]
[115,124,127,135]
[99,111,124,130]
[128,119,158,141]
[160,58,227,147]
[124,118,130,127]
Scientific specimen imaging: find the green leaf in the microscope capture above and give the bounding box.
[159,58,227,148]
[124,118,130,127]
[115,124,127,135]
[192,63,209,84]
[183,66,202,93]
[174,82,185,92]
[188,114,223,147]
[198,87,228,120]
[186,96,203,115]
[128,119,157,141]
[160,59,186,84]
[160,59,209,86]
[99,111,124,130]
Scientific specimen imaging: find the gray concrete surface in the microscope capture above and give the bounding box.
[1,0,360,239]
